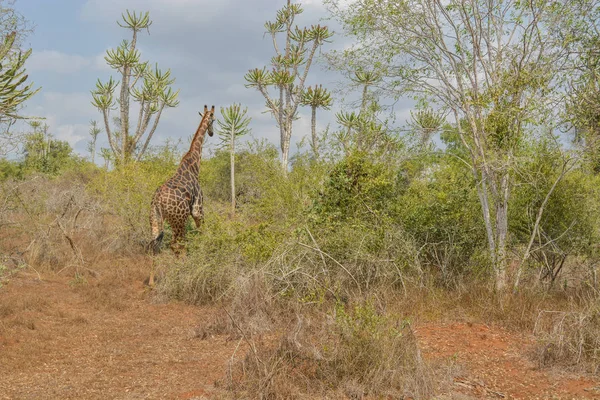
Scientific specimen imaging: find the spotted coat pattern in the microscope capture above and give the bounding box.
[148,105,215,256]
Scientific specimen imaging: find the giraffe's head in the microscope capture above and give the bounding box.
[199,105,216,137]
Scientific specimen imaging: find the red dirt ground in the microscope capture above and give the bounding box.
[417,323,600,399]
[1,269,599,399]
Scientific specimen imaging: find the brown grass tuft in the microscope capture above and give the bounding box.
[219,298,435,399]
[533,303,600,374]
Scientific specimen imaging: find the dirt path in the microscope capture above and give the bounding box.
[417,323,600,399]
[1,271,599,399]
[0,271,232,399]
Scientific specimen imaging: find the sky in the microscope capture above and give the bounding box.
[10,0,397,162]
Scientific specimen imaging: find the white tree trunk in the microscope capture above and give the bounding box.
[311,106,318,157]
[230,125,236,216]
[494,171,510,291]
[281,120,292,171]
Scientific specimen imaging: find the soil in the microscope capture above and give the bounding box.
[418,323,600,399]
[1,266,599,399]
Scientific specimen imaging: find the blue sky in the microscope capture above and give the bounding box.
[11,0,411,161]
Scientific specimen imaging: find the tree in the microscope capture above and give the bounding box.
[300,84,332,157]
[327,0,574,290]
[332,70,400,158]
[87,120,102,164]
[244,0,333,170]
[0,4,40,157]
[100,148,112,169]
[409,108,445,150]
[562,2,600,172]
[216,103,251,216]
[91,11,180,166]
[22,122,76,175]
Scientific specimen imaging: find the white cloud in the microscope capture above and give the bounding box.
[54,124,88,146]
[28,50,109,74]
[17,92,99,153]
[41,92,96,117]
[301,0,354,11]
[28,50,91,74]
[80,0,231,26]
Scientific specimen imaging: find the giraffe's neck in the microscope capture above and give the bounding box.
[177,118,209,177]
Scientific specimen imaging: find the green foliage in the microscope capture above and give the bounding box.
[510,139,600,266]
[11,122,85,177]
[310,152,396,225]
[22,132,79,176]
[88,143,179,248]
[0,5,39,157]
[0,158,21,180]
[201,140,301,222]
[397,154,486,281]
[0,30,39,121]
[216,103,251,148]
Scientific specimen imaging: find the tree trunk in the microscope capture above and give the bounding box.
[493,170,510,291]
[119,30,138,165]
[281,118,292,171]
[230,125,236,217]
[281,131,290,171]
[310,105,318,157]
[476,176,496,266]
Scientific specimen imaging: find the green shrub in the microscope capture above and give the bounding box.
[396,154,487,283]
[87,157,177,250]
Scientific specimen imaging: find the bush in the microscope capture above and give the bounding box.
[223,298,434,399]
[396,154,487,284]
[88,158,177,251]
[534,302,600,374]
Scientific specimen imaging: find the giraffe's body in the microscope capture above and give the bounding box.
[147,106,215,284]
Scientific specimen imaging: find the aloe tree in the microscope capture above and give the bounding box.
[87,120,102,164]
[0,26,40,156]
[100,148,112,169]
[409,108,445,150]
[0,31,38,120]
[351,70,380,117]
[300,84,332,157]
[216,104,252,216]
[334,111,360,155]
[245,0,333,170]
[91,11,180,166]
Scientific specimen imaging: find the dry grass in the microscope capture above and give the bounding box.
[216,298,435,399]
[190,269,436,399]
[0,174,149,279]
[533,300,600,374]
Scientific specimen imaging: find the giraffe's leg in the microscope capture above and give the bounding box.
[170,220,186,256]
[147,200,164,287]
[191,191,204,230]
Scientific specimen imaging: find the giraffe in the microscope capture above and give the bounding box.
[146,105,215,286]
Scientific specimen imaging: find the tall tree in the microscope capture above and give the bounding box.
[87,120,102,164]
[91,11,180,166]
[0,3,40,157]
[216,103,251,216]
[327,0,573,290]
[245,0,333,170]
[563,2,600,172]
[300,84,332,157]
[100,148,112,169]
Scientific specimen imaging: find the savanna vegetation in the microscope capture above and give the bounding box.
[2,0,600,398]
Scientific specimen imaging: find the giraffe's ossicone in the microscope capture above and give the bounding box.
[146,105,215,285]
